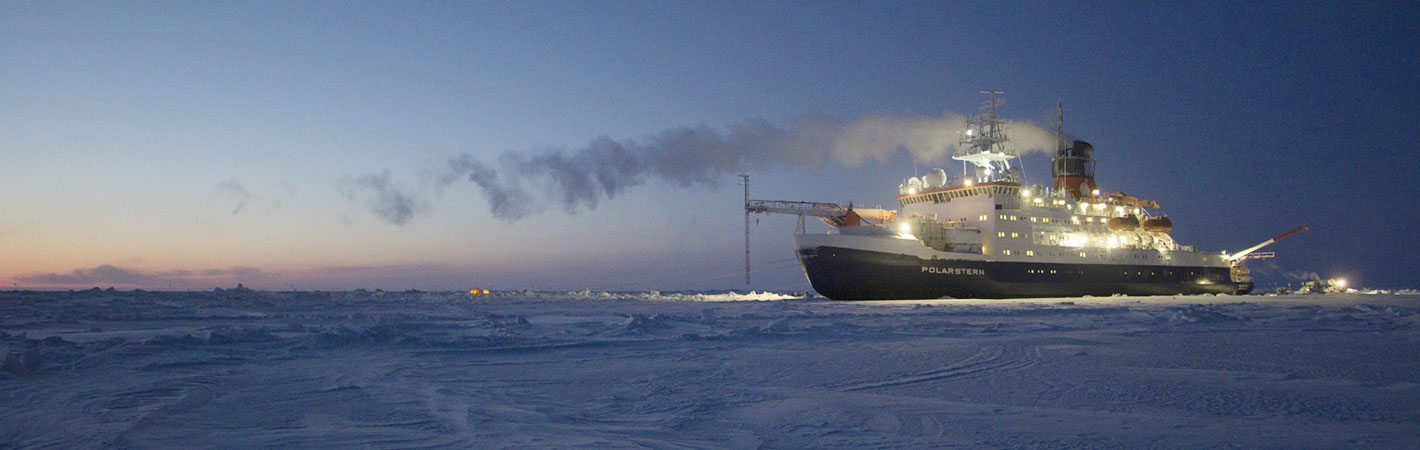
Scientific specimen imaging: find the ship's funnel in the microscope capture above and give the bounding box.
[1052,139,1097,200]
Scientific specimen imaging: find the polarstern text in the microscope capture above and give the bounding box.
[922,267,985,276]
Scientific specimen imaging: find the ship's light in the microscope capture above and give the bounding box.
[1335,279,1347,288]
[1022,188,1032,197]
[966,129,974,136]
[1091,189,1100,197]
[1094,203,1105,210]
[1033,198,1043,204]
[964,179,974,186]
[1115,206,1125,214]
[898,223,911,234]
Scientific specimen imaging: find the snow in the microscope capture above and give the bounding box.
[3,289,1419,448]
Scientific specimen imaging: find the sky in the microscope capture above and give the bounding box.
[2,1,1417,291]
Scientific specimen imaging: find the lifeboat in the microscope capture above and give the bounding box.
[1143,216,1173,232]
[1106,215,1140,231]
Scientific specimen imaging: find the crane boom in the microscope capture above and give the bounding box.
[745,199,849,218]
[1229,225,1309,263]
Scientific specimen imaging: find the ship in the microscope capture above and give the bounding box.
[746,91,1305,300]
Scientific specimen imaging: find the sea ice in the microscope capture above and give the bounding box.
[1,289,1417,448]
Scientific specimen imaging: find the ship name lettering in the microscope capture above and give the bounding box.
[922,266,984,276]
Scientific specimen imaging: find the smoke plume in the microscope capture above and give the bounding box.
[442,113,1057,222]
[339,171,421,226]
[215,180,251,215]
[1284,270,1323,283]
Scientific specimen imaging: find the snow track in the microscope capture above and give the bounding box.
[2,290,1418,448]
[842,344,1036,392]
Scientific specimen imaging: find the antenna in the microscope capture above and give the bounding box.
[744,174,755,283]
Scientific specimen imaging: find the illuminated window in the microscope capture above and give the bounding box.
[1079,252,1087,258]
[979,215,988,221]
[997,232,1006,237]
[1011,232,1019,238]
[1030,217,1037,222]
[1002,250,1013,256]
[999,214,1007,220]
[1026,250,1034,256]
[1010,215,1018,221]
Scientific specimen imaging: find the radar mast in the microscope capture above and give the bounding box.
[953,90,1024,184]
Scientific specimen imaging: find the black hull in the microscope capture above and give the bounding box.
[799,246,1253,300]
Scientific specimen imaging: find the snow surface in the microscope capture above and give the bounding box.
[3,289,1419,449]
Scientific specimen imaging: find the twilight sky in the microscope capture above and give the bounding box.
[3,1,1417,291]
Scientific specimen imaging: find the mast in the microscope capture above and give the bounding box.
[740,174,750,286]
[1056,101,1066,151]
[1050,101,1098,199]
[952,90,1024,184]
